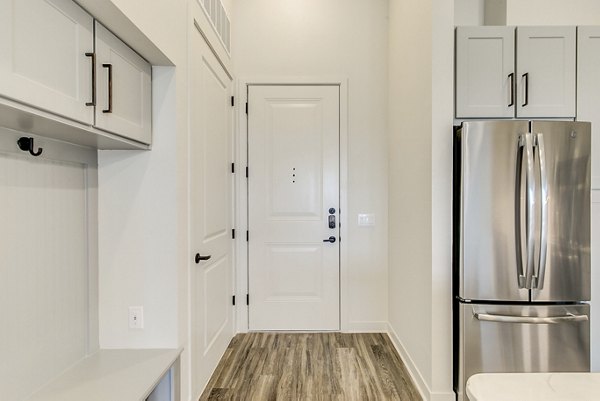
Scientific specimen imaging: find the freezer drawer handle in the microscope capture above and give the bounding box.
[474,312,588,324]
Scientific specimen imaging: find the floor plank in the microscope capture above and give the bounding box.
[199,333,423,401]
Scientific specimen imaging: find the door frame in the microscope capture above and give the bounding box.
[234,77,349,332]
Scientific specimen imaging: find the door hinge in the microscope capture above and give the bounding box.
[232,229,236,239]
[246,294,249,305]
[231,163,235,173]
[246,166,249,178]
[246,230,249,242]
[232,295,236,306]
[245,102,248,114]
[231,96,234,107]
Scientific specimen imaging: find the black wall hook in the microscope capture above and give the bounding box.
[17,137,43,157]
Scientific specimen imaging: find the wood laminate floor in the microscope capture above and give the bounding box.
[199,332,422,401]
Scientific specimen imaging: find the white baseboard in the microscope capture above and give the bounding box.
[386,323,455,401]
[345,320,388,332]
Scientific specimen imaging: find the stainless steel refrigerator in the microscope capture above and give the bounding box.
[453,120,591,401]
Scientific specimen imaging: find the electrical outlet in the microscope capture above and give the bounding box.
[129,306,144,329]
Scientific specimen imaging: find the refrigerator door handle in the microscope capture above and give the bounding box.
[522,133,537,289]
[473,312,589,324]
[515,136,526,288]
[534,133,549,289]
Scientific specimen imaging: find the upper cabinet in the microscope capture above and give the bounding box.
[0,0,152,149]
[456,26,576,119]
[0,0,94,125]
[578,26,600,189]
[95,22,152,145]
[456,26,515,118]
[516,26,576,118]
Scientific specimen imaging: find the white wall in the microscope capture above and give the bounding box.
[506,0,600,25]
[232,0,390,331]
[455,0,484,25]
[90,0,192,400]
[388,0,454,400]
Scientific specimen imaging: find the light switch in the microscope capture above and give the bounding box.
[358,213,375,226]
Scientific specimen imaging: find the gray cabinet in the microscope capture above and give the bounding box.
[456,26,576,119]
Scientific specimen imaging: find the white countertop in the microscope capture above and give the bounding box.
[26,348,182,401]
[467,373,600,401]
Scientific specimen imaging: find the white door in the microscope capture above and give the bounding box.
[0,0,94,124]
[577,26,600,190]
[516,26,576,118]
[189,24,234,397]
[95,22,152,144]
[248,85,340,331]
[455,26,515,118]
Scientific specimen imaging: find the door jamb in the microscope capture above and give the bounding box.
[234,77,349,332]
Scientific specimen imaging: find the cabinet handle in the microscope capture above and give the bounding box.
[102,63,113,113]
[508,73,514,107]
[522,72,529,107]
[85,53,96,107]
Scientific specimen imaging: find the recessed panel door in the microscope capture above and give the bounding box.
[189,24,233,398]
[248,85,340,331]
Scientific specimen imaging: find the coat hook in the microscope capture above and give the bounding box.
[17,137,43,157]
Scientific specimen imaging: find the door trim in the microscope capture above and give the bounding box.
[234,77,349,332]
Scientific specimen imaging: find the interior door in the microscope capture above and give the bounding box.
[189,24,234,397]
[248,85,340,331]
[530,121,591,302]
[0,0,94,124]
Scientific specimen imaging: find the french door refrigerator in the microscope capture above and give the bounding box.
[453,120,591,401]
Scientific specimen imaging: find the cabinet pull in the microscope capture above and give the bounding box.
[102,63,113,113]
[85,53,96,106]
[522,72,529,107]
[508,73,515,107]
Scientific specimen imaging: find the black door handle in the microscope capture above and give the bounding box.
[323,236,336,243]
[195,253,211,263]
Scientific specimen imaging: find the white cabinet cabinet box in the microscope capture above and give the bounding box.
[577,26,600,190]
[0,0,95,125]
[456,26,576,119]
[0,0,152,148]
[95,22,152,145]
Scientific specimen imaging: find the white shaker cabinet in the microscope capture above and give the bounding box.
[577,26,600,189]
[456,26,515,118]
[0,0,94,125]
[516,26,576,118]
[456,26,576,119]
[94,22,152,145]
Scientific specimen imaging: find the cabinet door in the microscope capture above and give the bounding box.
[456,26,515,118]
[95,22,152,145]
[577,26,600,190]
[516,26,576,118]
[0,0,94,125]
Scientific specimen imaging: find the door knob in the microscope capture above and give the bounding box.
[195,253,211,263]
[323,236,336,243]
